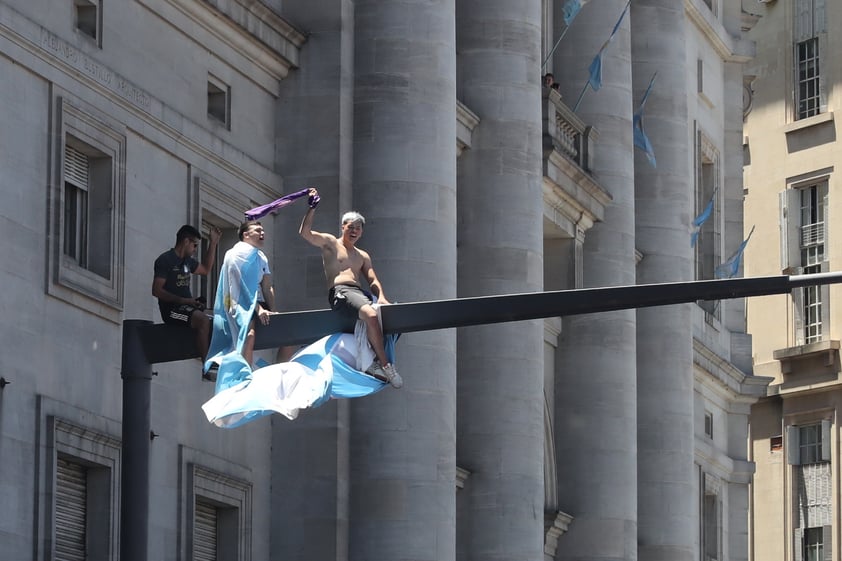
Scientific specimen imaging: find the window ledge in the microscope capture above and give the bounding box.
[784,111,834,135]
[773,339,839,373]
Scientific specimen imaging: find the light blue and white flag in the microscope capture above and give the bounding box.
[691,190,717,247]
[714,225,755,279]
[202,329,398,428]
[204,241,268,391]
[542,0,592,71]
[573,0,631,111]
[562,0,591,26]
[587,0,630,91]
[633,72,657,167]
[202,242,400,428]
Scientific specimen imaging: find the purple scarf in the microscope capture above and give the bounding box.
[244,188,310,220]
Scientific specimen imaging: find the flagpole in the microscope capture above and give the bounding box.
[573,81,589,112]
[541,25,570,72]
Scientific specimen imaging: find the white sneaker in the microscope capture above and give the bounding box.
[366,360,403,389]
[382,363,403,389]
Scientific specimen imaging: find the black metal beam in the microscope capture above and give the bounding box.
[137,271,842,364]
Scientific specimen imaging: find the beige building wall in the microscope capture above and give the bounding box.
[745,0,841,560]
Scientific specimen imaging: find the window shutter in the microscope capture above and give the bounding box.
[822,193,829,248]
[821,419,831,461]
[788,425,802,465]
[823,525,832,561]
[194,499,217,561]
[815,0,826,33]
[818,34,827,113]
[780,189,801,273]
[794,528,804,561]
[55,457,87,561]
[794,0,810,40]
[64,145,89,191]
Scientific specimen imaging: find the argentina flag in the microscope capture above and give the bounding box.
[202,329,398,428]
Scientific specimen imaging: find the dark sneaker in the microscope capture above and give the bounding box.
[202,363,218,382]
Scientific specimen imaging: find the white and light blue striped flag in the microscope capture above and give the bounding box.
[714,226,755,279]
[691,190,716,247]
[562,0,591,26]
[202,330,398,428]
[633,72,657,167]
[587,0,630,91]
[573,0,631,111]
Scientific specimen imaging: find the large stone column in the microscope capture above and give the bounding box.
[350,2,457,560]
[456,1,545,560]
[552,2,638,561]
[272,3,356,560]
[630,3,695,561]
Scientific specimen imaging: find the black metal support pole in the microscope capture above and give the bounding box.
[120,320,153,561]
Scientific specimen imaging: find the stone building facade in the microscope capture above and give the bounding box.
[0,1,763,560]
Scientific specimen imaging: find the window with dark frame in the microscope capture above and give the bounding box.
[793,0,825,120]
[804,527,824,561]
[694,129,721,319]
[799,184,826,344]
[63,140,113,280]
[796,38,820,119]
[799,424,823,465]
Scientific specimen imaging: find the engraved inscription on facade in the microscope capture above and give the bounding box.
[39,29,151,111]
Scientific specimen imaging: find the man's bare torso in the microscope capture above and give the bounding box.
[322,238,365,289]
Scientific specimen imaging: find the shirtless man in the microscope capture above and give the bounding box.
[299,188,402,388]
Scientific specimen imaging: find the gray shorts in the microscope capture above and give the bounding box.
[329,284,373,318]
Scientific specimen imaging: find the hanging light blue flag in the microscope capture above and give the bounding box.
[562,0,591,26]
[573,0,631,111]
[633,72,657,167]
[543,0,591,71]
[586,0,630,91]
[691,189,717,247]
[714,226,755,279]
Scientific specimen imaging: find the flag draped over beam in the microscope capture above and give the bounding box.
[573,0,631,111]
[202,331,399,428]
[715,225,755,279]
[691,189,717,247]
[633,72,657,167]
[244,188,310,220]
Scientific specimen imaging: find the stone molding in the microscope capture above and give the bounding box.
[685,0,754,63]
[456,100,480,156]
[544,510,574,560]
[693,337,773,403]
[140,0,305,87]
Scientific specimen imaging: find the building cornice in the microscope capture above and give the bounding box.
[684,0,754,63]
[138,0,306,93]
[694,337,773,404]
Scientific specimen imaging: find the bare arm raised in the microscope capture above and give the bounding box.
[299,188,335,249]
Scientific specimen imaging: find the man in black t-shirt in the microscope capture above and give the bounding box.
[153,224,220,373]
